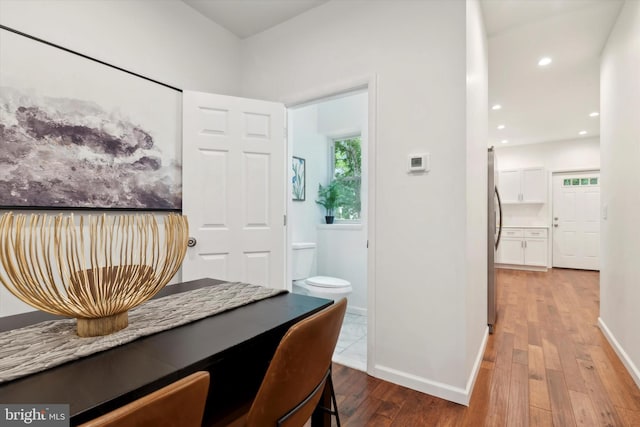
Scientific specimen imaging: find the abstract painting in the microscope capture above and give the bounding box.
[0,26,182,210]
[292,157,305,201]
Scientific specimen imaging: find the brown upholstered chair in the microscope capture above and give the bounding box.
[79,371,210,427]
[230,298,347,427]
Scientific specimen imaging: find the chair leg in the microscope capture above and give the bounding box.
[328,368,340,427]
[309,367,341,426]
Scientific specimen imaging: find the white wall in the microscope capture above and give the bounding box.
[290,92,368,314]
[0,0,240,94]
[317,225,367,313]
[0,0,241,316]
[496,137,600,172]
[241,0,486,404]
[496,137,600,227]
[290,104,327,247]
[599,0,640,388]
[465,0,489,389]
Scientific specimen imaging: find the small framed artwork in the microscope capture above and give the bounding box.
[292,157,306,201]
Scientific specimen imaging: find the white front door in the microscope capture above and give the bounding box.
[182,91,286,288]
[552,172,600,270]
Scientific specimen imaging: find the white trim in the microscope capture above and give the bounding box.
[496,264,548,272]
[465,327,489,405]
[346,306,367,316]
[551,167,601,174]
[366,74,378,376]
[372,327,488,406]
[598,317,640,389]
[285,109,293,292]
[326,130,361,141]
[317,224,363,231]
[333,353,366,372]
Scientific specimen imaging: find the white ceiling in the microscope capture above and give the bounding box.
[182,0,328,39]
[182,0,623,147]
[482,0,624,146]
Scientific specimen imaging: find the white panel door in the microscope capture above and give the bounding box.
[182,91,286,288]
[522,168,547,203]
[499,170,521,203]
[552,173,600,270]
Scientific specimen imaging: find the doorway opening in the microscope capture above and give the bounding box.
[287,89,369,371]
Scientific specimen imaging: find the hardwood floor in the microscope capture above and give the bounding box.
[329,268,640,426]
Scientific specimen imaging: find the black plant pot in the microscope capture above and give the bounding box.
[325,216,334,224]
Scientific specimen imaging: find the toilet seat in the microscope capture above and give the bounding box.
[306,276,351,289]
[293,276,352,301]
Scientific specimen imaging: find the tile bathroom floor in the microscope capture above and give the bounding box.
[332,312,366,371]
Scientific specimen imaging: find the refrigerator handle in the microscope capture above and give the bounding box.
[495,186,503,250]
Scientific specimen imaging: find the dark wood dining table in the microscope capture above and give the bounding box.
[0,278,334,426]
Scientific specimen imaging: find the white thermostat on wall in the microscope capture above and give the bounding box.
[408,153,430,173]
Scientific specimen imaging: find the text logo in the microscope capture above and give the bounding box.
[0,405,69,426]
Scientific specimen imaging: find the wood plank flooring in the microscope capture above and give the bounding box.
[328,268,640,426]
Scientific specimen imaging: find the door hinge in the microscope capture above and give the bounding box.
[284,214,287,226]
[366,240,369,248]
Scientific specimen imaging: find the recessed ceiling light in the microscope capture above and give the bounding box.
[492,104,502,110]
[497,125,506,130]
[501,140,509,144]
[538,57,552,67]
[589,112,599,117]
[579,130,588,135]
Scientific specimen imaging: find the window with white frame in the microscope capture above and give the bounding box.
[331,136,361,221]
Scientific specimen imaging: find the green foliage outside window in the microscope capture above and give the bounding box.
[333,137,361,220]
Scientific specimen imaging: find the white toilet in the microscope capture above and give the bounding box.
[292,242,352,301]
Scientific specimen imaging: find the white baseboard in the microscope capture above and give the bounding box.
[372,327,488,406]
[346,306,367,316]
[496,264,547,272]
[598,317,640,389]
[332,353,366,372]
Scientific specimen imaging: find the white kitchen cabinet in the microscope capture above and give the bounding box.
[498,170,521,203]
[498,168,547,204]
[498,237,525,264]
[524,238,547,266]
[496,227,548,268]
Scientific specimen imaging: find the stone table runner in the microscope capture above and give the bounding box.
[0,282,286,383]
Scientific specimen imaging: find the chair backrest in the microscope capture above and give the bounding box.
[78,371,210,427]
[245,298,347,427]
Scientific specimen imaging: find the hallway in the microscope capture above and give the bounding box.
[330,268,640,426]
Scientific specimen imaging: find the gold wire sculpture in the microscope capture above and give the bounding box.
[0,213,189,337]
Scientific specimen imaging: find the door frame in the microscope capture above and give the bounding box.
[283,74,378,375]
[550,168,600,269]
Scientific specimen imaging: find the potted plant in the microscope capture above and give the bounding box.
[316,180,341,224]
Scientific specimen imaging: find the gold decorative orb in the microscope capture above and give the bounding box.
[0,213,188,337]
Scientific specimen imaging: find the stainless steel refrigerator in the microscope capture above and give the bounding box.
[488,147,502,334]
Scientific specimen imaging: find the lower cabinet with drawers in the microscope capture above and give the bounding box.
[497,227,548,269]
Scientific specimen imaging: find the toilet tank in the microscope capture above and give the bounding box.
[292,242,316,280]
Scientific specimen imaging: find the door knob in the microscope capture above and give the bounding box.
[187,237,197,247]
[554,217,558,220]
[553,224,558,228]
